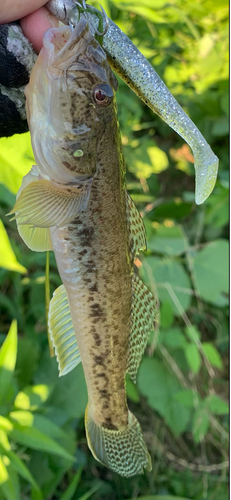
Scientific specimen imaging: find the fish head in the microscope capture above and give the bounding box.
[26,19,118,185]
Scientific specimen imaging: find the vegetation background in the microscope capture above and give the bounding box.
[0,0,228,499]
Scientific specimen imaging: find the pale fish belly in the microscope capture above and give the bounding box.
[50,190,132,430]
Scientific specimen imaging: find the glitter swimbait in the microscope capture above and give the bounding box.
[46,0,219,204]
[9,20,157,477]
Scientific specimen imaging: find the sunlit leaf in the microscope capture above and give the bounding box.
[0,321,17,404]
[14,384,53,411]
[0,455,20,500]
[0,220,27,274]
[0,133,33,194]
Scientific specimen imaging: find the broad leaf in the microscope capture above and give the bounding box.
[141,257,192,315]
[0,220,26,274]
[138,357,191,436]
[0,321,17,404]
[0,133,33,194]
[192,239,228,305]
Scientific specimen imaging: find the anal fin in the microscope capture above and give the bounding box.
[127,274,157,383]
[48,284,81,376]
[125,191,146,259]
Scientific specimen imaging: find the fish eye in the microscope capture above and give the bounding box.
[93,84,114,106]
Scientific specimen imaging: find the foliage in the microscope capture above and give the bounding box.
[0,0,228,499]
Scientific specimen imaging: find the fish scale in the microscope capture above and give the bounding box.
[10,18,157,477]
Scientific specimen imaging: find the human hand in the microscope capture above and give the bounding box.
[0,0,59,52]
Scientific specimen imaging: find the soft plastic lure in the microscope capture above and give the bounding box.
[46,0,219,204]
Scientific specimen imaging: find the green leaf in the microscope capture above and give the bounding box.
[185,325,201,342]
[174,389,201,408]
[60,468,82,500]
[141,257,192,316]
[0,446,41,496]
[184,344,201,374]
[161,328,187,349]
[0,220,27,274]
[77,483,101,500]
[126,374,140,403]
[205,394,229,415]
[138,358,191,436]
[9,422,75,462]
[148,224,186,256]
[0,456,20,500]
[125,496,192,500]
[160,302,174,329]
[193,408,210,443]
[192,239,228,304]
[48,364,88,420]
[0,321,17,405]
[14,384,53,411]
[0,133,33,194]
[202,343,223,369]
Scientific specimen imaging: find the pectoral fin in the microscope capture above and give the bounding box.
[127,274,158,383]
[126,191,146,259]
[48,284,81,376]
[9,177,92,228]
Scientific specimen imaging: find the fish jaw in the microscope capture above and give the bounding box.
[25,19,118,186]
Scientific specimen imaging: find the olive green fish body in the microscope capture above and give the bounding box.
[51,132,131,430]
[11,19,157,477]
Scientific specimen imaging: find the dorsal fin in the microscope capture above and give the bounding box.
[127,274,157,383]
[125,191,146,259]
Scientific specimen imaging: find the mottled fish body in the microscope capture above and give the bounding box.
[10,19,156,476]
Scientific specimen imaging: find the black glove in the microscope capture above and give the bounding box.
[0,22,37,137]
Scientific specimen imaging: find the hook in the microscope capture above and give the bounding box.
[86,4,109,36]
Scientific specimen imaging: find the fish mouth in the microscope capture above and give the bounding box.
[43,18,106,74]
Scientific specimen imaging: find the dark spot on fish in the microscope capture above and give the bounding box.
[96,372,108,380]
[90,303,103,318]
[63,161,71,168]
[99,389,108,398]
[73,217,82,225]
[78,226,94,246]
[91,327,101,346]
[113,335,119,346]
[103,418,117,430]
[79,248,87,256]
[83,277,91,283]
[87,296,94,302]
[89,283,98,292]
[94,355,104,365]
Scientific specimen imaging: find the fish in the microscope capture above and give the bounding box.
[9,19,157,477]
[46,0,219,205]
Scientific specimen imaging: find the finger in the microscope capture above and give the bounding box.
[20,7,59,53]
[0,0,47,23]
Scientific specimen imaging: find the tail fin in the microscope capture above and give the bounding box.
[85,405,152,477]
